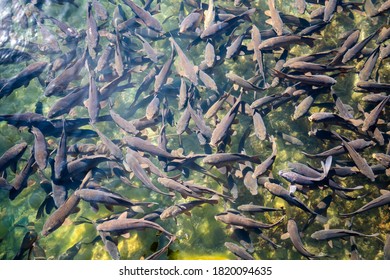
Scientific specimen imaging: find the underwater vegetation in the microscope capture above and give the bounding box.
[0,0,389,260]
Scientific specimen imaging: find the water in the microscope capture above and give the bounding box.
[0,0,389,260]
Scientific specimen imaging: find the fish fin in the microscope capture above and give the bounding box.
[105,204,114,212]
[140,163,149,169]
[131,206,144,213]
[184,212,192,217]
[121,233,131,239]
[233,84,239,91]
[118,212,127,220]
[90,202,99,212]
[264,10,271,17]
[280,232,290,240]
[328,240,333,248]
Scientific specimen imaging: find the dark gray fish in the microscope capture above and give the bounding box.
[303,138,373,158]
[0,48,32,65]
[361,95,390,132]
[264,182,317,215]
[200,8,255,40]
[134,32,160,63]
[10,150,35,201]
[293,94,317,120]
[179,9,203,34]
[372,153,390,167]
[0,61,47,99]
[123,0,163,33]
[109,109,139,135]
[215,210,285,229]
[203,152,261,168]
[323,0,338,22]
[266,0,284,36]
[123,136,182,160]
[154,46,174,93]
[287,219,325,259]
[90,123,123,160]
[47,86,89,119]
[58,241,84,260]
[86,2,99,59]
[169,37,198,85]
[329,29,360,65]
[41,193,80,237]
[44,50,86,97]
[31,126,48,170]
[13,229,38,260]
[210,94,242,146]
[65,155,111,178]
[96,217,174,238]
[74,187,152,211]
[356,81,390,93]
[258,35,315,50]
[0,142,28,173]
[342,31,378,64]
[92,0,108,21]
[224,242,254,260]
[123,148,172,196]
[384,234,390,260]
[332,132,375,181]
[226,73,265,92]
[339,191,390,217]
[237,204,284,213]
[281,133,304,146]
[359,46,380,81]
[252,136,277,178]
[160,196,218,220]
[311,228,379,241]
[157,177,204,199]
[285,61,354,73]
[271,69,336,87]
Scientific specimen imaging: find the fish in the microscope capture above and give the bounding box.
[122,136,183,160]
[271,69,336,87]
[134,32,160,63]
[224,242,254,260]
[157,177,205,199]
[215,210,285,229]
[359,46,380,81]
[361,95,390,132]
[31,126,48,170]
[286,219,326,259]
[86,2,99,59]
[169,37,198,85]
[41,193,80,237]
[199,8,255,41]
[252,136,277,178]
[0,61,47,99]
[210,94,242,146]
[332,132,376,181]
[226,73,265,92]
[384,234,390,260]
[342,31,378,64]
[123,148,172,196]
[44,50,86,97]
[179,9,203,34]
[263,182,317,215]
[96,216,174,238]
[0,142,28,173]
[329,29,360,66]
[13,229,38,260]
[311,229,380,241]
[47,86,89,119]
[160,196,218,220]
[339,191,390,217]
[323,0,338,22]
[266,0,285,36]
[258,35,315,50]
[237,204,285,214]
[203,153,261,168]
[74,187,154,212]
[0,48,32,65]
[123,0,163,33]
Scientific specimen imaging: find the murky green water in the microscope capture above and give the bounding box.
[0,0,389,260]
